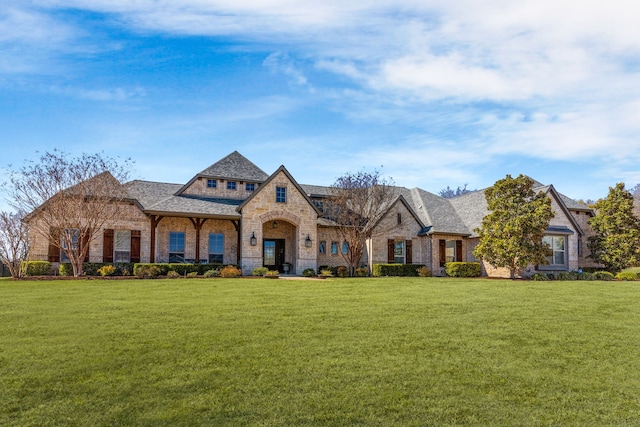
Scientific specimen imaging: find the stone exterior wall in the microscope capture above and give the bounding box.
[182,177,259,200]
[316,227,352,269]
[570,210,600,268]
[369,202,425,269]
[154,217,238,264]
[238,170,318,275]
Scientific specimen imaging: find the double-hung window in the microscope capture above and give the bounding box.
[394,240,405,263]
[276,186,287,203]
[60,228,80,262]
[227,181,237,190]
[207,179,217,188]
[331,241,338,255]
[169,232,185,263]
[543,235,566,267]
[114,230,131,262]
[246,183,255,192]
[208,233,224,264]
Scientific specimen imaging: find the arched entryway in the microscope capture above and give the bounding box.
[262,219,296,273]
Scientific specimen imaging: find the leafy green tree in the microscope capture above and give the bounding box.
[473,174,554,279]
[587,183,640,272]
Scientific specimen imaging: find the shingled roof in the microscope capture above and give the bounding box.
[197,151,269,182]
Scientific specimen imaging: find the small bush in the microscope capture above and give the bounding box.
[252,267,269,276]
[337,266,349,278]
[167,270,180,279]
[578,272,595,281]
[372,264,424,277]
[22,261,51,276]
[320,269,333,277]
[187,271,198,278]
[220,266,242,278]
[98,265,117,277]
[417,266,432,277]
[203,269,220,278]
[445,262,481,278]
[556,271,579,281]
[355,267,369,277]
[318,266,338,276]
[302,268,316,277]
[265,270,280,277]
[592,271,614,281]
[59,263,74,276]
[530,273,549,281]
[616,271,637,281]
[135,264,160,279]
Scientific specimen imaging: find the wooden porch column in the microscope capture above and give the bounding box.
[189,218,209,263]
[149,215,164,263]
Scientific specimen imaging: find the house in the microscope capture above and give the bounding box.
[27,151,596,277]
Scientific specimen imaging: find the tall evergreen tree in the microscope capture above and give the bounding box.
[473,174,554,279]
[588,183,640,272]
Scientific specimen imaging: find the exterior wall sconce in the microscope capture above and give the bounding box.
[250,232,257,246]
[305,234,312,248]
[272,221,278,229]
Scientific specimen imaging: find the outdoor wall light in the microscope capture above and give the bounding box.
[250,232,257,246]
[305,234,312,248]
[272,220,278,229]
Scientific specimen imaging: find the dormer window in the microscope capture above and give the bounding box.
[207,179,217,188]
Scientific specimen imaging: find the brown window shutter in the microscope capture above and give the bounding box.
[388,239,394,263]
[439,239,446,267]
[103,229,114,262]
[48,228,60,262]
[131,230,141,263]
[48,240,60,262]
[456,240,463,262]
[82,230,91,262]
[406,240,413,264]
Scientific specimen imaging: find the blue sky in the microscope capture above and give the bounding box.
[1,1,640,208]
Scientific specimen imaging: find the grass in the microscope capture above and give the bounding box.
[1,277,640,426]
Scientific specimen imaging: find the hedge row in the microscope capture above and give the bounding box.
[372,264,426,277]
[20,261,230,277]
[445,262,481,277]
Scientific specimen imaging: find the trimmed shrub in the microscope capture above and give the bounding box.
[22,261,50,276]
[134,264,160,279]
[98,265,117,277]
[555,271,579,281]
[530,273,550,281]
[417,266,432,277]
[578,272,595,281]
[203,269,220,278]
[220,265,242,278]
[337,266,349,278]
[167,270,180,279]
[616,271,637,281]
[187,271,198,278]
[59,263,74,276]
[372,264,424,277]
[252,267,269,276]
[355,267,369,277]
[445,262,481,278]
[593,271,614,281]
[265,270,280,277]
[302,268,316,277]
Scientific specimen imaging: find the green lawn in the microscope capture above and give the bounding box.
[1,277,639,426]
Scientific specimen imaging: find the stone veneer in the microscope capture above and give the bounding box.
[238,170,318,275]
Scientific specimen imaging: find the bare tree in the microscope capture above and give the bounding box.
[438,184,473,198]
[0,210,29,278]
[7,150,133,277]
[326,170,397,276]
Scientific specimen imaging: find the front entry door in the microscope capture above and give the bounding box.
[264,239,285,272]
